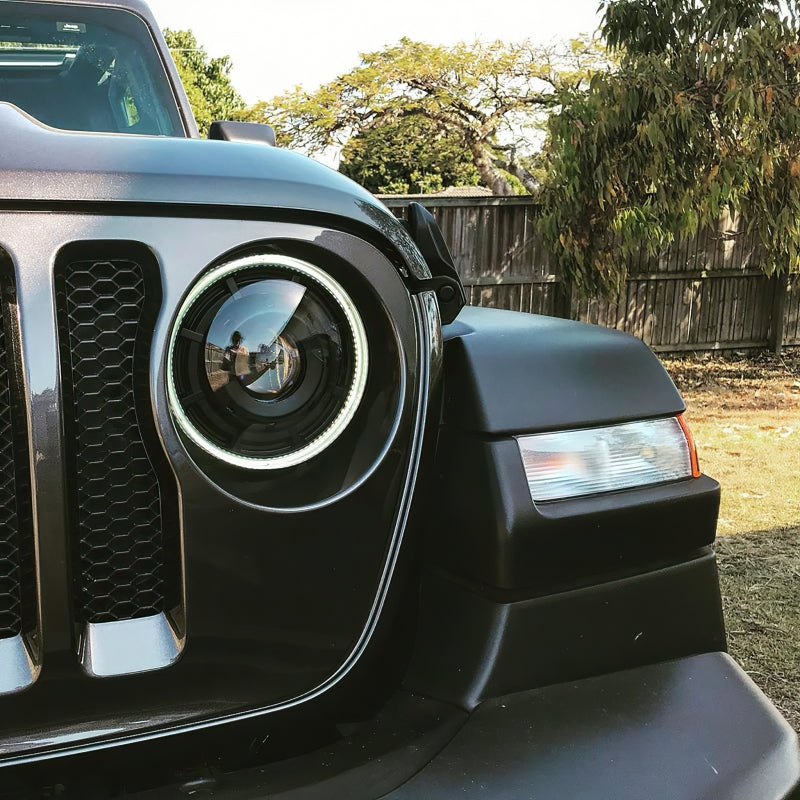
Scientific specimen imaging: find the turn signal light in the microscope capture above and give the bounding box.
[517,415,700,503]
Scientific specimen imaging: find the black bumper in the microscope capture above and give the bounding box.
[388,652,799,800]
[115,652,798,799]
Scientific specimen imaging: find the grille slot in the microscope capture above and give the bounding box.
[0,270,36,641]
[57,257,178,625]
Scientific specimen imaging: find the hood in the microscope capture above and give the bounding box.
[0,103,429,276]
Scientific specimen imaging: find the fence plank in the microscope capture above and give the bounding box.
[382,195,795,352]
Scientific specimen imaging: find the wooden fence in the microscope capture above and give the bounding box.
[382,195,800,353]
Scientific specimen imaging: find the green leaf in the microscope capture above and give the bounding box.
[539,0,800,297]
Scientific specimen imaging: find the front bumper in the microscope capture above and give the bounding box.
[93,652,796,799]
[389,652,799,800]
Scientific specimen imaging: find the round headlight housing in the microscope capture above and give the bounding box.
[168,254,368,469]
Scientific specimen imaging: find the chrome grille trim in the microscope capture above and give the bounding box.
[0,633,36,694]
[78,611,183,678]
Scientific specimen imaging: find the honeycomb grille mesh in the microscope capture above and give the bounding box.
[0,323,22,636]
[60,260,168,624]
[0,277,34,639]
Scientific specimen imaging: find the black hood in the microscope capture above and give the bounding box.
[0,103,429,276]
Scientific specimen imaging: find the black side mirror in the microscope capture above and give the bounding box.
[404,202,466,324]
[208,120,276,147]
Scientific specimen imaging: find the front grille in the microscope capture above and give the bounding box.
[0,349,23,637]
[57,257,178,624]
[0,271,35,640]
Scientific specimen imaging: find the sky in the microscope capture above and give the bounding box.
[145,0,604,104]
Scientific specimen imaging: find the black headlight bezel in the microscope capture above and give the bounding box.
[168,253,369,471]
[166,241,409,510]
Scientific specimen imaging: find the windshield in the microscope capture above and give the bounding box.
[0,2,183,135]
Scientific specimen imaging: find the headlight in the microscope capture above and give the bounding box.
[168,254,368,469]
[517,415,700,503]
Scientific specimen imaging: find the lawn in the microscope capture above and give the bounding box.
[662,352,800,730]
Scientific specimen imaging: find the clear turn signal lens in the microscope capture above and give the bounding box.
[517,416,699,503]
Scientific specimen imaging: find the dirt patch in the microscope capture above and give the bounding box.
[661,351,800,418]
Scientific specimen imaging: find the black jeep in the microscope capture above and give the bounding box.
[0,1,797,797]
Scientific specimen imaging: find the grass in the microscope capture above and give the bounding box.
[691,414,800,535]
[716,529,800,731]
[661,352,800,730]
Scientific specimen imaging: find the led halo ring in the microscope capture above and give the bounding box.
[167,254,369,470]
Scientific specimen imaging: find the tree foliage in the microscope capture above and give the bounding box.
[164,29,244,136]
[539,0,800,296]
[339,116,479,194]
[245,37,607,195]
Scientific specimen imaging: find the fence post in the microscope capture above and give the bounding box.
[553,273,573,320]
[769,271,790,354]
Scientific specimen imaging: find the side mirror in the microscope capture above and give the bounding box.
[208,120,276,147]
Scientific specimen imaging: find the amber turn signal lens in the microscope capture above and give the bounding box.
[677,413,701,479]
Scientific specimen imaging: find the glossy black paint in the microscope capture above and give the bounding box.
[0,212,433,763]
[0,5,797,792]
[403,203,466,324]
[0,105,431,281]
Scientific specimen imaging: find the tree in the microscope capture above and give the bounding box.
[339,116,479,194]
[164,29,245,136]
[539,0,800,296]
[245,37,607,195]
